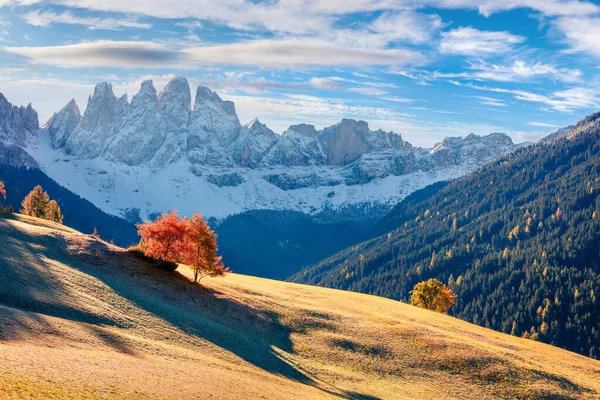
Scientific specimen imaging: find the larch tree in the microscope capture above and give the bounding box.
[21,186,64,224]
[0,181,6,200]
[183,213,228,283]
[21,185,50,218]
[409,278,457,314]
[46,200,64,224]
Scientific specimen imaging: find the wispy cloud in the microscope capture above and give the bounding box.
[439,27,525,56]
[23,10,151,30]
[527,121,558,128]
[348,86,388,96]
[472,96,508,107]
[553,16,600,57]
[435,60,582,83]
[453,81,600,113]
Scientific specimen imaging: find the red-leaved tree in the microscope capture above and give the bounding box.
[137,212,190,265]
[136,211,229,282]
[182,213,229,282]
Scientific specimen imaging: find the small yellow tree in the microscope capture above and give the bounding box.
[21,185,63,224]
[0,181,6,199]
[45,200,64,224]
[410,278,457,314]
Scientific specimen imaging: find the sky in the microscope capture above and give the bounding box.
[1,1,600,147]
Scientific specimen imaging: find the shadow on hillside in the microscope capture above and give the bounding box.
[0,218,381,399]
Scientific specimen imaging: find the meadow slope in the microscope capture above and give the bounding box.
[0,214,599,399]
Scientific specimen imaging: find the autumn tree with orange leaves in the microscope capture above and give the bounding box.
[182,213,228,282]
[136,211,229,282]
[137,212,190,264]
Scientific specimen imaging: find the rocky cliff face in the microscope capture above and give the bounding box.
[0,93,39,147]
[46,99,81,150]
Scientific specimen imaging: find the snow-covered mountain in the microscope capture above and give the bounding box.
[2,77,522,222]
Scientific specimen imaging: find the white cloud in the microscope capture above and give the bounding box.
[3,40,183,68]
[527,121,558,127]
[348,86,388,96]
[554,16,600,57]
[455,81,600,112]
[435,60,582,83]
[23,9,151,30]
[472,96,508,107]
[309,77,341,90]
[3,39,423,69]
[439,27,525,56]
[381,96,414,103]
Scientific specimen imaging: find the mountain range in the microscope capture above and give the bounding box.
[2,76,520,223]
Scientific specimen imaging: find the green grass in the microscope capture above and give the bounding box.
[0,214,599,399]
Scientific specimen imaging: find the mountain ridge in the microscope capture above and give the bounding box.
[0,77,522,221]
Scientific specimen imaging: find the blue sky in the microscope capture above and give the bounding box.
[1,0,600,147]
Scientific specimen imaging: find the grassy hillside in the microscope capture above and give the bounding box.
[0,215,599,399]
[291,112,600,359]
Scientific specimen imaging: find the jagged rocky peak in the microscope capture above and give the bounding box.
[194,85,237,117]
[319,119,407,165]
[320,119,370,165]
[287,123,317,137]
[0,92,39,146]
[158,76,191,114]
[187,85,241,166]
[233,118,278,168]
[431,132,515,168]
[78,81,118,136]
[104,79,166,166]
[130,80,158,109]
[46,99,82,149]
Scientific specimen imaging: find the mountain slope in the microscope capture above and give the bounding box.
[291,111,600,359]
[1,214,599,399]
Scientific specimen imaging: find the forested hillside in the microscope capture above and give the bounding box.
[292,112,600,359]
[0,165,138,246]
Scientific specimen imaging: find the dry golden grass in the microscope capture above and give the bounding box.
[0,214,599,399]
